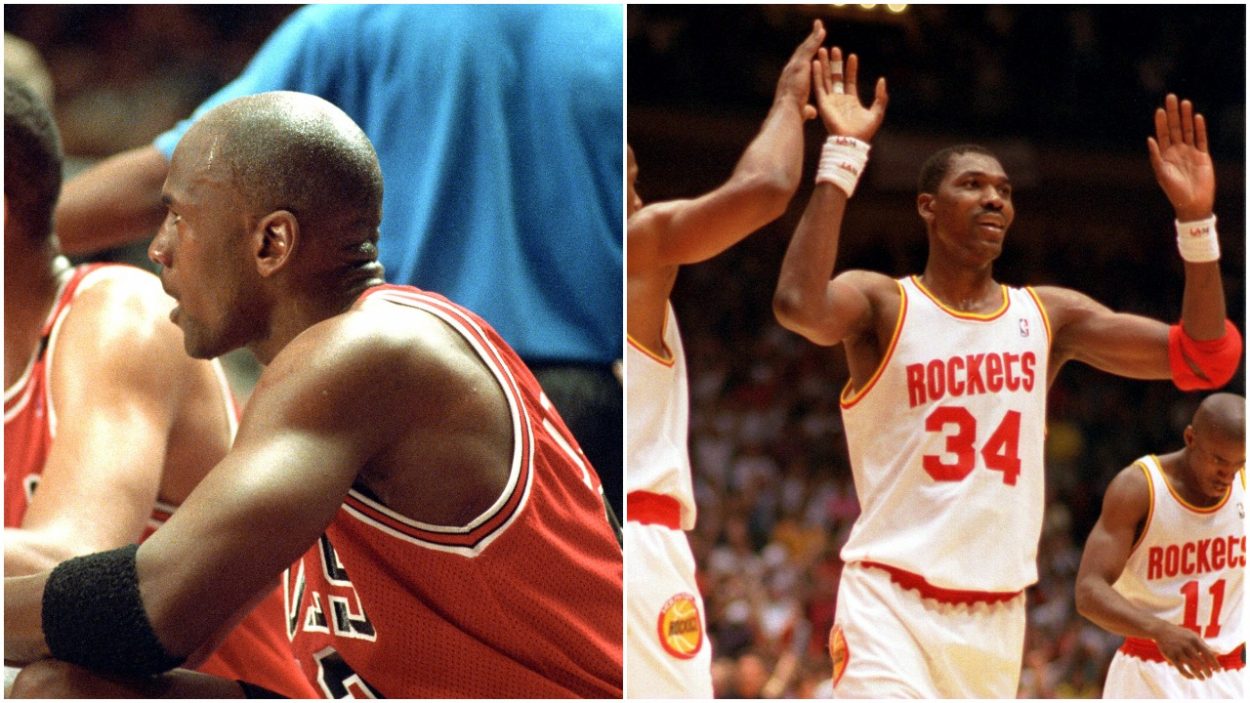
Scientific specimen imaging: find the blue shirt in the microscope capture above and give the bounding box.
[155,4,622,364]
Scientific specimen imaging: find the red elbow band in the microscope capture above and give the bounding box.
[1168,320,1244,390]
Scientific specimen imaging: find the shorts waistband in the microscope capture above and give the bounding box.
[627,491,681,530]
[1120,638,1245,670]
[861,561,1024,606]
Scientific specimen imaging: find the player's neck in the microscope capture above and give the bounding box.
[3,246,67,388]
[246,276,380,365]
[917,265,1000,314]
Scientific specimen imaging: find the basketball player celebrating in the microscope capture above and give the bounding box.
[626,21,826,697]
[4,78,313,697]
[1076,393,1244,698]
[5,91,623,698]
[772,44,1240,697]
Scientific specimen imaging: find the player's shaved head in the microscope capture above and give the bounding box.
[1191,392,1245,442]
[184,91,383,249]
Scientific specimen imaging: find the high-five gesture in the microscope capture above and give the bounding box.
[812,46,888,141]
[1148,94,1215,221]
[776,20,827,121]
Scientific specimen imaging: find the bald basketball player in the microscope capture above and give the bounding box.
[3,77,312,697]
[5,90,622,699]
[1076,393,1244,698]
[773,43,1239,697]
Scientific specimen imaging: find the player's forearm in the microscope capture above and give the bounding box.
[1178,260,1227,341]
[1074,576,1173,641]
[3,528,81,576]
[729,95,808,217]
[774,184,847,341]
[54,146,169,255]
[3,573,53,665]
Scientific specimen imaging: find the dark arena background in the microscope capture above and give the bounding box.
[629,4,1244,698]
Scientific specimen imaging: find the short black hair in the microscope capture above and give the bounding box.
[917,144,999,195]
[4,76,62,239]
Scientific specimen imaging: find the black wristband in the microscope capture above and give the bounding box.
[42,544,185,676]
[238,679,289,698]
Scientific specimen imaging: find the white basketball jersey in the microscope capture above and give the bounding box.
[840,276,1051,592]
[1113,456,1245,654]
[626,302,696,530]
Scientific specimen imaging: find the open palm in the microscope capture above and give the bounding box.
[1148,94,1215,220]
[812,46,887,141]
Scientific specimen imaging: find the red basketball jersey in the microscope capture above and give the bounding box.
[282,284,623,698]
[3,263,315,698]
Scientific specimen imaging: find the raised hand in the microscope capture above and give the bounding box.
[774,20,827,121]
[1147,94,1215,221]
[812,45,888,141]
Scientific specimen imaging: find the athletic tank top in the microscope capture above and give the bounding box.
[282,284,623,698]
[839,275,1051,592]
[2,263,313,697]
[1113,456,1245,654]
[625,302,696,529]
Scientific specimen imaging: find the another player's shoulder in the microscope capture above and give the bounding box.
[1101,460,1154,519]
[58,265,176,348]
[1029,285,1106,323]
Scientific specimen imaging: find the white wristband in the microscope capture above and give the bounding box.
[816,135,871,197]
[1175,215,1220,263]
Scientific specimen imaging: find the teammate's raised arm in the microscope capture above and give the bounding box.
[627,20,823,277]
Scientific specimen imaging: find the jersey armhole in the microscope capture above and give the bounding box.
[1127,460,1155,555]
[841,280,907,409]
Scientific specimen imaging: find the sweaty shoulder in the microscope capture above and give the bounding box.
[1029,285,1102,327]
[56,266,185,370]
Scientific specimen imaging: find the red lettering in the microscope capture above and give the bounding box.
[1164,545,1180,577]
[1195,539,1212,573]
[926,360,946,401]
[906,364,927,408]
[1003,352,1021,391]
[965,354,987,394]
[985,354,1004,392]
[947,356,966,396]
[1212,536,1226,570]
[1182,542,1196,575]
[1021,352,1036,391]
[1148,547,1164,580]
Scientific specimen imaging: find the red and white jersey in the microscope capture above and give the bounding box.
[3,263,313,697]
[625,302,696,530]
[1113,456,1245,654]
[282,284,623,698]
[839,275,1051,593]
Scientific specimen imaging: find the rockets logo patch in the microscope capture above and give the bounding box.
[830,625,850,686]
[657,593,703,659]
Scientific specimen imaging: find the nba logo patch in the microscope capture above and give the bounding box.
[657,593,703,659]
[1018,318,1030,337]
[830,625,850,686]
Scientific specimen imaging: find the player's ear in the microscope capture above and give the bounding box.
[253,209,298,278]
[917,192,935,224]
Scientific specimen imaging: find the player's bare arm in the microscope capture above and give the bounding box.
[2,309,450,665]
[1036,94,1236,389]
[4,270,224,575]
[1075,465,1223,680]
[627,21,822,277]
[774,43,887,349]
[54,146,169,255]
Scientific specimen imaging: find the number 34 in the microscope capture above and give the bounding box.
[923,407,1022,485]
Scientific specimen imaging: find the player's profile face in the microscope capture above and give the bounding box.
[153,129,256,359]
